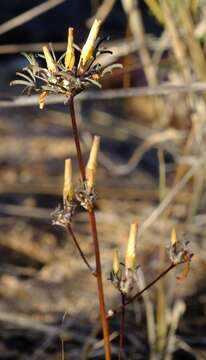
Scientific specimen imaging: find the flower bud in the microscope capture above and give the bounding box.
[125,223,138,270]
[63,158,74,204]
[43,46,57,73]
[86,135,100,192]
[113,249,120,275]
[171,227,177,246]
[65,27,75,70]
[78,19,101,73]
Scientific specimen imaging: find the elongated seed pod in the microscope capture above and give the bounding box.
[65,27,75,70]
[171,227,177,246]
[125,222,138,270]
[43,46,57,73]
[113,248,120,275]
[86,135,100,192]
[78,19,101,73]
[63,158,74,204]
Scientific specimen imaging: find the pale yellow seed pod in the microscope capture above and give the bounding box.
[65,27,75,70]
[43,46,57,73]
[63,158,74,204]
[86,135,100,192]
[113,248,120,275]
[125,223,138,270]
[171,227,177,246]
[39,91,48,110]
[78,19,101,72]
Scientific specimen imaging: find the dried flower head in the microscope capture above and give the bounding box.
[10,19,122,109]
[168,228,193,280]
[109,223,140,297]
[51,203,76,228]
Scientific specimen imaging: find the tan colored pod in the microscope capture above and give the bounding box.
[86,135,100,192]
[43,46,57,73]
[78,19,101,72]
[65,27,75,70]
[63,158,74,203]
[125,222,138,270]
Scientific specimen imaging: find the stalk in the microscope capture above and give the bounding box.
[67,225,95,275]
[69,95,111,360]
[118,294,126,360]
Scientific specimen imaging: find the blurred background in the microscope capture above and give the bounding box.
[0,0,206,359]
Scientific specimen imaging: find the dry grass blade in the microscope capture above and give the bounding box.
[87,0,116,27]
[139,154,206,236]
[0,0,65,36]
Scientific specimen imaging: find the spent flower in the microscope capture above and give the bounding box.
[10,19,122,109]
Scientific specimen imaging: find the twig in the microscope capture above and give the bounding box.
[0,42,66,54]
[69,96,86,181]
[67,225,96,276]
[5,81,206,108]
[87,0,116,27]
[118,294,126,360]
[0,0,65,36]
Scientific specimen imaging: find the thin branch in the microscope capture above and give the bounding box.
[67,225,96,276]
[69,96,86,181]
[118,294,126,360]
[5,82,206,108]
[0,0,65,36]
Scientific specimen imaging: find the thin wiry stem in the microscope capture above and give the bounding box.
[118,294,126,360]
[108,263,176,319]
[68,95,111,360]
[69,95,86,181]
[67,225,96,276]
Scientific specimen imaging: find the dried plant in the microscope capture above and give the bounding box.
[11,17,194,360]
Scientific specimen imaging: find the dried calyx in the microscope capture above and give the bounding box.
[10,19,122,109]
[109,223,139,297]
[168,227,193,280]
[51,136,101,228]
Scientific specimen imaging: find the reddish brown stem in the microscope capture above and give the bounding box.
[67,225,96,276]
[118,294,125,360]
[69,96,111,360]
[108,263,176,319]
[69,96,86,181]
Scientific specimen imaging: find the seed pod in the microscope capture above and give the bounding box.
[43,46,57,73]
[65,27,75,70]
[171,227,177,246]
[78,19,101,73]
[63,158,74,204]
[125,223,138,270]
[113,248,120,275]
[86,135,100,192]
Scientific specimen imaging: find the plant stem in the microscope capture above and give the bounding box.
[108,263,176,318]
[118,294,126,360]
[69,95,111,360]
[67,225,96,276]
[69,95,86,181]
